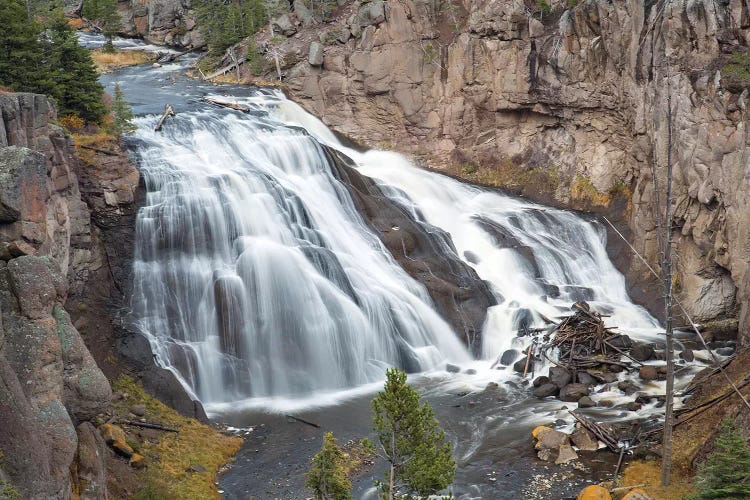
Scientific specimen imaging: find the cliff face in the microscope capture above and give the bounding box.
[117,0,203,49]
[247,0,750,341]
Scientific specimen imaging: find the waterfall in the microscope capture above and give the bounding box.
[128,88,660,406]
[130,110,470,404]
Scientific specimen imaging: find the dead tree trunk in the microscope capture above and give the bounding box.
[154,104,175,131]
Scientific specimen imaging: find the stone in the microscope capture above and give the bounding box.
[570,427,599,450]
[75,422,109,500]
[532,375,549,387]
[272,14,297,36]
[500,349,519,366]
[532,425,553,439]
[577,396,596,408]
[111,438,134,458]
[535,429,569,450]
[555,444,578,464]
[549,366,572,388]
[618,381,640,394]
[513,356,533,373]
[559,383,590,402]
[716,347,735,356]
[537,448,556,462]
[7,240,35,258]
[577,372,597,386]
[607,335,632,350]
[621,488,654,499]
[577,485,612,500]
[293,0,315,27]
[6,256,56,320]
[630,343,655,361]
[446,363,460,373]
[0,146,47,224]
[358,0,385,27]
[464,368,477,375]
[639,366,658,381]
[130,404,146,417]
[680,348,695,362]
[186,464,207,473]
[626,402,642,411]
[308,41,324,66]
[485,381,500,391]
[533,383,559,398]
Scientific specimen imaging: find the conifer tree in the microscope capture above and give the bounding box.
[691,418,750,500]
[0,0,47,92]
[305,432,353,500]
[371,368,455,500]
[111,83,136,135]
[83,0,121,50]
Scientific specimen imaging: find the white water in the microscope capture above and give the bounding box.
[128,84,667,409]
[131,110,470,404]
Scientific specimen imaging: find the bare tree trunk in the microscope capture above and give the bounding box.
[274,53,282,81]
[660,78,676,487]
[229,48,241,83]
[389,433,395,500]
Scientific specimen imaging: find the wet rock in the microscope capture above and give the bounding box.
[533,383,559,398]
[577,396,596,408]
[533,375,549,387]
[549,366,572,388]
[596,372,619,383]
[618,381,640,394]
[635,394,653,405]
[679,348,695,362]
[571,427,599,450]
[577,485,612,500]
[630,343,655,361]
[716,347,735,356]
[555,444,578,464]
[464,368,477,375]
[626,402,642,411]
[599,399,615,408]
[500,349,519,365]
[577,372,597,386]
[639,366,658,381]
[484,382,500,391]
[607,335,632,350]
[513,356,533,373]
[559,383,590,402]
[446,363,460,373]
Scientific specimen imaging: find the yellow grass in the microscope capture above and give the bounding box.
[91,49,155,73]
[619,460,693,500]
[112,376,243,500]
[72,131,117,167]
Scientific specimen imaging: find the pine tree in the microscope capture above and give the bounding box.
[305,432,353,500]
[43,14,106,122]
[371,368,455,500]
[691,418,750,500]
[83,0,121,49]
[0,0,48,92]
[111,83,136,135]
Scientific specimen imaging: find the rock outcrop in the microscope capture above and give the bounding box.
[117,0,203,49]
[244,0,750,342]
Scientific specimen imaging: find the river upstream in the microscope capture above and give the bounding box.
[88,35,715,499]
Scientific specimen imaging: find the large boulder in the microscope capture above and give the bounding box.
[358,0,386,26]
[559,383,590,402]
[0,147,47,224]
[549,366,572,388]
[74,422,109,500]
[309,41,324,66]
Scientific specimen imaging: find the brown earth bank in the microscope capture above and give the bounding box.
[0,91,223,498]
[204,0,750,345]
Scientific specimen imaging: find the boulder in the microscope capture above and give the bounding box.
[577,372,597,386]
[6,256,56,320]
[130,404,146,417]
[555,444,578,464]
[309,42,324,66]
[618,381,640,394]
[501,349,519,365]
[75,422,109,500]
[577,485,612,500]
[293,0,315,27]
[571,427,599,450]
[559,383,590,402]
[680,348,695,362]
[630,343,655,361]
[532,375,549,387]
[0,146,47,224]
[535,428,569,450]
[549,366,572,388]
[513,356,533,373]
[358,0,386,27]
[272,13,297,36]
[533,383,559,398]
[607,335,632,349]
[578,396,596,408]
[639,365,658,381]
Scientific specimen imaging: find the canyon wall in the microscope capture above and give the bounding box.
[243,0,750,341]
[117,0,203,48]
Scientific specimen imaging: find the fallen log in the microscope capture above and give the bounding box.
[203,97,250,113]
[206,58,244,80]
[157,50,190,64]
[569,410,620,452]
[120,420,179,432]
[285,414,320,428]
[154,104,175,131]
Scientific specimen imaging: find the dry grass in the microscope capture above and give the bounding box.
[571,176,611,207]
[619,460,693,499]
[91,49,155,73]
[72,131,117,166]
[451,159,562,194]
[68,17,85,29]
[112,376,243,500]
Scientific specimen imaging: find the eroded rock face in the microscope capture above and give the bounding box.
[117,0,203,49]
[247,0,750,342]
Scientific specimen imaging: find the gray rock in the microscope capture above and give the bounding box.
[532,375,549,387]
[446,363,460,373]
[535,428,569,450]
[75,422,109,500]
[577,396,596,408]
[549,366,572,388]
[577,371,597,386]
[533,383,559,398]
[630,343,655,361]
[0,147,47,223]
[716,347,735,356]
[358,0,386,27]
[272,13,297,36]
[570,426,598,450]
[500,349,519,366]
[555,444,578,464]
[308,41,324,66]
[513,356,533,373]
[618,381,640,394]
[559,383,590,402]
[293,0,315,27]
[679,348,695,362]
[130,404,147,417]
[607,334,632,350]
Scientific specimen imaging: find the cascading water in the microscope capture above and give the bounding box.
[130,108,470,404]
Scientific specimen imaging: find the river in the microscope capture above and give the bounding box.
[92,35,712,499]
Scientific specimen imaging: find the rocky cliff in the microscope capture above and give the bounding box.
[116,0,203,49]
[240,0,750,342]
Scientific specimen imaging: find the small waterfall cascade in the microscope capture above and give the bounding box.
[130,109,470,404]
[262,95,662,360]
